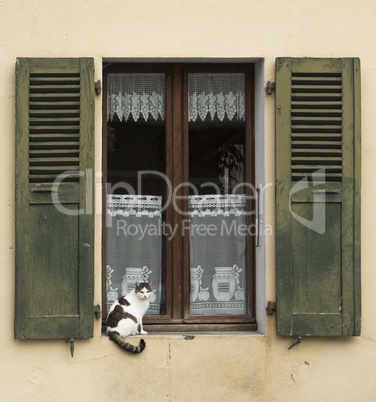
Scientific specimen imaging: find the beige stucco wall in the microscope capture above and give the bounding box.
[2,0,376,401]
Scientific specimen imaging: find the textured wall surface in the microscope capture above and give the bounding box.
[2,0,376,401]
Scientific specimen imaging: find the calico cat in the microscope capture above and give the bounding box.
[106,282,153,353]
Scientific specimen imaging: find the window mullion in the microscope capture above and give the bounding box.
[163,68,174,320]
[171,65,185,320]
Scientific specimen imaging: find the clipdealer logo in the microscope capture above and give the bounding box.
[288,169,326,235]
[49,168,274,237]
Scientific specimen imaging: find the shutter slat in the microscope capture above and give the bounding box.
[29,110,80,117]
[292,85,342,93]
[29,157,80,163]
[29,94,80,101]
[292,101,342,108]
[29,166,80,171]
[29,149,79,154]
[29,126,79,133]
[291,93,342,100]
[291,76,342,84]
[30,117,80,123]
[292,126,342,133]
[292,149,342,155]
[30,85,80,93]
[291,157,342,163]
[29,134,80,141]
[29,141,79,148]
[291,109,342,116]
[292,141,342,147]
[291,133,342,139]
[30,76,80,84]
[29,174,79,182]
[291,165,342,171]
[291,172,342,179]
[292,116,342,123]
[30,101,81,109]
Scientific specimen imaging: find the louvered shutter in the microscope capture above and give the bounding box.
[275,58,361,336]
[15,58,95,339]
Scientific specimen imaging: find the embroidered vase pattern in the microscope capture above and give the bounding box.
[190,266,203,302]
[212,265,242,301]
[190,266,210,302]
[106,265,119,302]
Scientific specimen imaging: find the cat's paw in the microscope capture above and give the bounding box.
[140,330,148,335]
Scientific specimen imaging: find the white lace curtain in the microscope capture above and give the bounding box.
[106,193,247,316]
[189,194,247,315]
[107,72,246,124]
[106,195,163,315]
[107,73,166,122]
[188,73,245,123]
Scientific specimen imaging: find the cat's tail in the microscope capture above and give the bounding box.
[108,331,146,354]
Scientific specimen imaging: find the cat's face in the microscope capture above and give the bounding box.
[135,282,153,300]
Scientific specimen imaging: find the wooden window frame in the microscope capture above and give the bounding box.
[102,62,257,332]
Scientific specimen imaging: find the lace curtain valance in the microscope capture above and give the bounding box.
[188,73,245,123]
[107,73,166,122]
[107,194,162,218]
[107,72,246,124]
[189,194,247,217]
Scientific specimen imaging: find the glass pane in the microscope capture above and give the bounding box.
[106,73,166,315]
[188,72,247,315]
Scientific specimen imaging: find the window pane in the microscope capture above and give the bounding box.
[188,73,247,315]
[106,73,166,315]
[188,73,246,193]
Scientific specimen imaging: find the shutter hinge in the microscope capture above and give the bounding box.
[93,304,101,320]
[95,80,101,96]
[267,301,276,315]
[266,81,275,95]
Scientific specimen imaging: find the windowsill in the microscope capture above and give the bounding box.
[147,331,265,337]
[101,331,265,338]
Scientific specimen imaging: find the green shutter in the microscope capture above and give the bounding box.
[275,58,361,336]
[15,58,95,339]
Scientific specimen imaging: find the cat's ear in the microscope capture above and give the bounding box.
[135,282,139,288]
[149,282,153,288]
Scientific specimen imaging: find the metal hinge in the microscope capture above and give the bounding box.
[66,339,75,358]
[93,304,101,319]
[288,336,302,350]
[267,301,276,315]
[266,81,275,95]
[95,80,101,95]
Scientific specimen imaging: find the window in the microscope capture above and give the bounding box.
[102,63,256,331]
[13,56,360,340]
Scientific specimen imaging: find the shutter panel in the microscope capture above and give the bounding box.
[15,58,95,339]
[275,58,361,336]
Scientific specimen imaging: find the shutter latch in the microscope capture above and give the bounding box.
[266,81,275,95]
[267,301,276,315]
[95,80,101,96]
[93,304,101,320]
